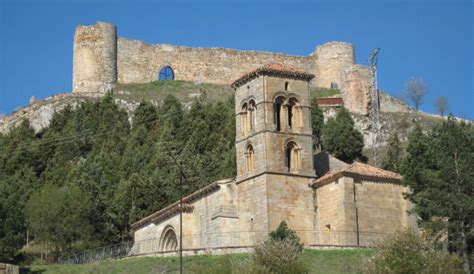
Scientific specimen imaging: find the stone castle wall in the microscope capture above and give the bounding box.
[313,42,355,90]
[341,65,373,116]
[117,38,312,86]
[73,22,117,93]
[72,21,372,115]
[72,22,358,91]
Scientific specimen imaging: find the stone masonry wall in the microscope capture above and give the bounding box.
[132,179,239,255]
[313,42,355,89]
[315,177,417,247]
[117,37,313,85]
[73,22,117,93]
[72,22,375,115]
[341,64,373,115]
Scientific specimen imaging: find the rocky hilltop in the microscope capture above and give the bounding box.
[0,80,446,159]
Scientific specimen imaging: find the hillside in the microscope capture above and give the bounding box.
[27,249,374,274]
[0,80,445,157]
[0,80,459,265]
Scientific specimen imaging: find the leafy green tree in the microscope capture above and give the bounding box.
[381,132,402,172]
[401,117,473,273]
[311,99,324,149]
[26,183,93,261]
[322,107,365,163]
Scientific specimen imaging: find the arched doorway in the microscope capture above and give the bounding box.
[160,226,178,252]
[158,66,174,81]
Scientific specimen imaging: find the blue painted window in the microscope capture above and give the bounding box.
[159,66,174,80]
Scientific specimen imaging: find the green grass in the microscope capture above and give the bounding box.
[25,249,373,274]
[311,88,341,99]
[113,80,234,104]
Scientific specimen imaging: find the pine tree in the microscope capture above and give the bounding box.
[381,132,402,172]
[401,118,473,273]
[311,99,324,149]
[322,107,365,163]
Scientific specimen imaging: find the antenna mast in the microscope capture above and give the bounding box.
[368,48,380,165]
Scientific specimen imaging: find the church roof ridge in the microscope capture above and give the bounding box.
[131,178,234,230]
[231,63,315,89]
[312,162,402,188]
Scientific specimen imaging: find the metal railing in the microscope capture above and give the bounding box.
[58,229,390,265]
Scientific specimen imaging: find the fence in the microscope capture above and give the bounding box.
[59,229,390,265]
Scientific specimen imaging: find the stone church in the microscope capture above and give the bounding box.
[130,64,417,256]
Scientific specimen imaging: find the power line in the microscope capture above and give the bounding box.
[1,108,188,152]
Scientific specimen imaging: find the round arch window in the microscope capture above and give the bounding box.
[158,66,174,81]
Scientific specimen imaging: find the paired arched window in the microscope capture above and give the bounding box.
[158,66,174,81]
[245,144,255,173]
[274,96,301,131]
[241,100,257,137]
[285,142,300,172]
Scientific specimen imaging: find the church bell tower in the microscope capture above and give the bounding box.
[232,63,316,181]
[231,64,317,245]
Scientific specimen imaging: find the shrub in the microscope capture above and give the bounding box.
[236,221,307,273]
[364,230,463,274]
[252,239,307,274]
[269,221,303,253]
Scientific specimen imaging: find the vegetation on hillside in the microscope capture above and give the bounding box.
[400,118,474,273]
[322,107,366,163]
[310,87,341,99]
[0,93,236,263]
[28,249,374,274]
[1,81,471,272]
[364,230,463,274]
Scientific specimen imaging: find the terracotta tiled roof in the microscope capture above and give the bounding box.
[312,162,402,188]
[316,97,343,107]
[231,63,315,89]
[131,179,233,230]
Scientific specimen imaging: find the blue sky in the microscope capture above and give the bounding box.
[0,0,472,119]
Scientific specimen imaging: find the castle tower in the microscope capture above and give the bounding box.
[73,22,117,93]
[313,42,355,89]
[231,64,317,245]
[341,64,374,115]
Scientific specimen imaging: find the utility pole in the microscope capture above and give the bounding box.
[368,48,380,165]
[166,146,199,274]
[167,150,187,274]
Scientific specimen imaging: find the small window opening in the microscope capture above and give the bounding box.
[246,145,255,173]
[249,100,256,131]
[287,103,293,129]
[241,103,249,136]
[285,142,299,172]
[273,97,285,131]
[330,82,338,89]
[285,81,289,91]
[288,98,299,129]
[159,66,174,81]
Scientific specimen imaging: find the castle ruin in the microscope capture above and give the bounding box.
[73,21,373,115]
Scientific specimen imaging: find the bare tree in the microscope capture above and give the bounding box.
[434,96,449,117]
[404,77,428,110]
